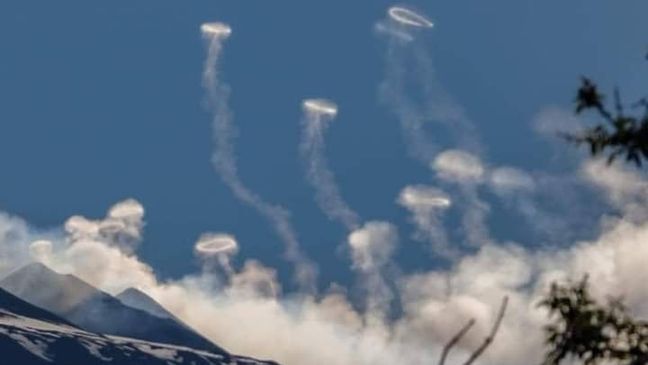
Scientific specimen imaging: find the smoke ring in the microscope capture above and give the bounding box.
[388,7,434,28]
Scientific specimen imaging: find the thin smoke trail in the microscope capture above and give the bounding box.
[397,185,458,259]
[459,184,492,247]
[379,42,438,164]
[378,21,481,163]
[300,99,397,319]
[378,9,491,251]
[300,100,361,231]
[201,23,316,291]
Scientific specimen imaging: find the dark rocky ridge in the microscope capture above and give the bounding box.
[0,263,224,353]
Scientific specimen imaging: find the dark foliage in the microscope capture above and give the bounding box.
[565,78,648,166]
[539,277,648,365]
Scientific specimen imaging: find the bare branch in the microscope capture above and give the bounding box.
[462,296,509,365]
[438,318,476,365]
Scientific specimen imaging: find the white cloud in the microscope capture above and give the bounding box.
[64,198,144,255]
[582,159,648,210]
[0,177,646,365]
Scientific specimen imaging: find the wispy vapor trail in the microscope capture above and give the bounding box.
[347,221,398,319]
[377,14,480,164]
[397,185,456,258]
[379,47,438,163]
[299,99,398,317]
[300,99,360,231]
[201,23,316,291]
[380,44,595,249]
[432,149,493,247]
[377,10,491,251]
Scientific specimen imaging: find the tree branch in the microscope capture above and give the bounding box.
[462,296,509,365]
[438,318,476,365]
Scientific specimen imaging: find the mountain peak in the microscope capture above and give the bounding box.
[0,286,278,364]
[117,287,176,320]
[1,262,100,314]
[0,263,225,354]
[0,287,76,327]
[12,261,55,276]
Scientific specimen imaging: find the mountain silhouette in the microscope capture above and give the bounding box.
[116,287,177,320]
[0,262,224,354]
[0,286,278,364]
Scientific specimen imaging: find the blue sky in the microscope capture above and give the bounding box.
[0,0,647,290]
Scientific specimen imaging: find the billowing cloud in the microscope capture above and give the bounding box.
[29,240,53,261]
[0,161,647,365]
[64,198,144,254]
[582,159,648,210]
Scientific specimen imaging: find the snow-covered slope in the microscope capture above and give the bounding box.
[0,287,279,365]
[0,263,224,353]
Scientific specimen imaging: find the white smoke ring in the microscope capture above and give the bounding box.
[195,234,239,256]
[303,99,338,118]
[195,233,239,277]
[388,7,434,28]
[201,22,232,38]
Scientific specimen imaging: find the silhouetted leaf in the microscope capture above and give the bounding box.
[565,78,648,167]
[540,278,648,365]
